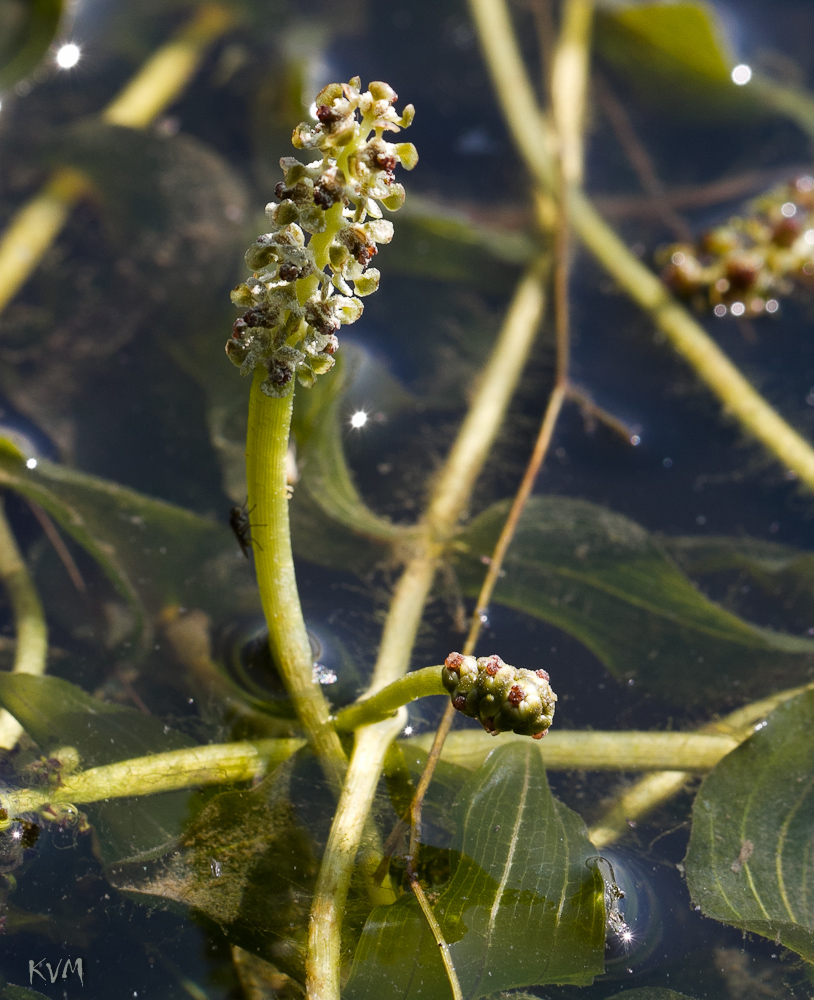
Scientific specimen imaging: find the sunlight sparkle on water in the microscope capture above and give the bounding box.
[56,43,81,69]
[731,64,752,85]
[25,458,37,469]
[350,410,368,429]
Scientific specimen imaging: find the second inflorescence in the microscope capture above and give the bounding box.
[227,78,417,396]
[442,652,557,740]
[659,175,814,318]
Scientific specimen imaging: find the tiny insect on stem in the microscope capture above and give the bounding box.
[228,503,265,558]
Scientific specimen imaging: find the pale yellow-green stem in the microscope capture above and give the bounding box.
[246,373,346,789]
[409,728,738,773]
[0,3,235,316]
[0,499,48,748]
[2,738,305,818]
[334,666,445,731]
[587,679,814,848]
[550,0,594,185]
[305,259,550,1000]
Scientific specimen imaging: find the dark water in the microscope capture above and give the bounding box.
[2,0,814,997]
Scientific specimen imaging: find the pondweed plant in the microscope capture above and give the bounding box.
[6,4,814,1000]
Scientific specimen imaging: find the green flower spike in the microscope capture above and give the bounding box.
[442,652,557,740]
[227,77,417,397]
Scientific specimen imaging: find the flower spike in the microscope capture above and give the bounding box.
[442,652,557,739]
[227,79,416,397]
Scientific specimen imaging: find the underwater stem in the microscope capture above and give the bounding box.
[0,499,48,749]
[0,4,235,317]
[2,738,305,817]
[306,261,549,1000]
[414,729,739,773]
[246,370,345,788]
[587,678,814,848]
[405,0,589,886]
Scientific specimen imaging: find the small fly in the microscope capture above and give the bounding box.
[229,503,264,559]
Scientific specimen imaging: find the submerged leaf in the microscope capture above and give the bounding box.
[685,689,814,961]
[385,196,535,290]
[0,673,193,767]
[453,496,814,705]
[665,534,814,630]
[596,2,751,117]
[345,742,605,999]
[291,345,415,571]
[0,673,198,861]
[0,441,246,643]
[1,986,52,1000]
[0,0,63,90]
[108,760,315,981]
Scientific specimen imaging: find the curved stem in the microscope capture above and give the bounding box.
[305,260,549,1000]
[334,667,445,732]
[246,372,345,788]
[3,738,305,817]
[0,499,48,748]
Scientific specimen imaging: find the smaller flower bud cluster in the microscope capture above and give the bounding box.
[227,78,416,397]
[659,175,814,318]
[442,652,557,740]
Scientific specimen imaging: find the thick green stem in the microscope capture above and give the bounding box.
[334,667,445,731]
[2,738,305,818]
[246,371,345,788]
[305,261,550,1000]
[0,499,48,748]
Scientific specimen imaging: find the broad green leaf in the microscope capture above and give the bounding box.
[685,689,814,962]
[453,496,814,705]
[665,535,814,630]
[291,346,415,570]
[0,673,193,766]
[345,742,605,999]
[0,0,63,90]
[596,3,751,117]
[0,673,198,861]
[107,760,315,981]
[0,442,244,643]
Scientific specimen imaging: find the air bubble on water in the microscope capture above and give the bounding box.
[313,663,338,685]
[478,611,490,626]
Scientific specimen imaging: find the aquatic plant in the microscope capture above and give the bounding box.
[4,3,814,1000]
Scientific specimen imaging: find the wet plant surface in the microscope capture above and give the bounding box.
[2,2,814,999]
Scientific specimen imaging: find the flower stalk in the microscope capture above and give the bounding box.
[231,80,417,791]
